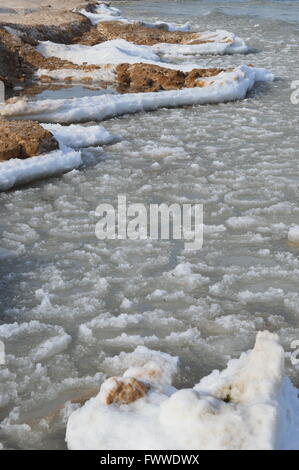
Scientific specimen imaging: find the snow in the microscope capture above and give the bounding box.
[0,124,116,191]
[0,66,274,124]
[66,332,299,450]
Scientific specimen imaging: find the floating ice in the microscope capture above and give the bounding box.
[66,332,299,450]
[0,66,274,124]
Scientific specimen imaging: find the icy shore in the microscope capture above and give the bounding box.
[66,331,299,450]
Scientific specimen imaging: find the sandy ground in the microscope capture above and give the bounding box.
[0,0,94,25]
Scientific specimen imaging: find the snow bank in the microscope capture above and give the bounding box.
[66,331,299,450]
[0,66,274,124]
[0,124,115,191]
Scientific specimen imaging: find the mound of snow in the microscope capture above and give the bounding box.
[0,66,274,124]
[66,331,299,450]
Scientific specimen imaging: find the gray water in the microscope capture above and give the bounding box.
[0,0,299,449]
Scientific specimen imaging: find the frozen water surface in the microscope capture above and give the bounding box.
[0,0,299,449]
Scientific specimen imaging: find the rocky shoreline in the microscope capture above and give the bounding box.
[0,1,272,186]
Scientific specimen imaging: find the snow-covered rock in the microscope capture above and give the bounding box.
[66,331,299,450]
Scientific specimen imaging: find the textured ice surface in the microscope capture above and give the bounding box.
[0,0,299,450]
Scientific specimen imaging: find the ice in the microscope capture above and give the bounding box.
[0,66,274,124]
[37,33,248,70]
[66,332,299,450]
[79,3,190,32]
[0,124,116,191]
[288,226,299,243]
[152,30,248,56]
[0,148,81,192]
[35,66,117,83]
[0,0,298,451]
[42,124,116,148]
[78,3,128,26]
[36,39,169,68]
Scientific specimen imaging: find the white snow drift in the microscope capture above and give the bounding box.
[66,331,299,450]
[0,124,115,191]
[0,66,274,124]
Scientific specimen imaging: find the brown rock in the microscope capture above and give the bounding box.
[116,63,226,93]
[103,377,150,405]
[0,120,59,161]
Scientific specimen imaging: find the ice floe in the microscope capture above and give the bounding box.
[0,66,274,124]
[66,332,299,450]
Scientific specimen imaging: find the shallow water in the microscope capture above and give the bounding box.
[1,0,299,449]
